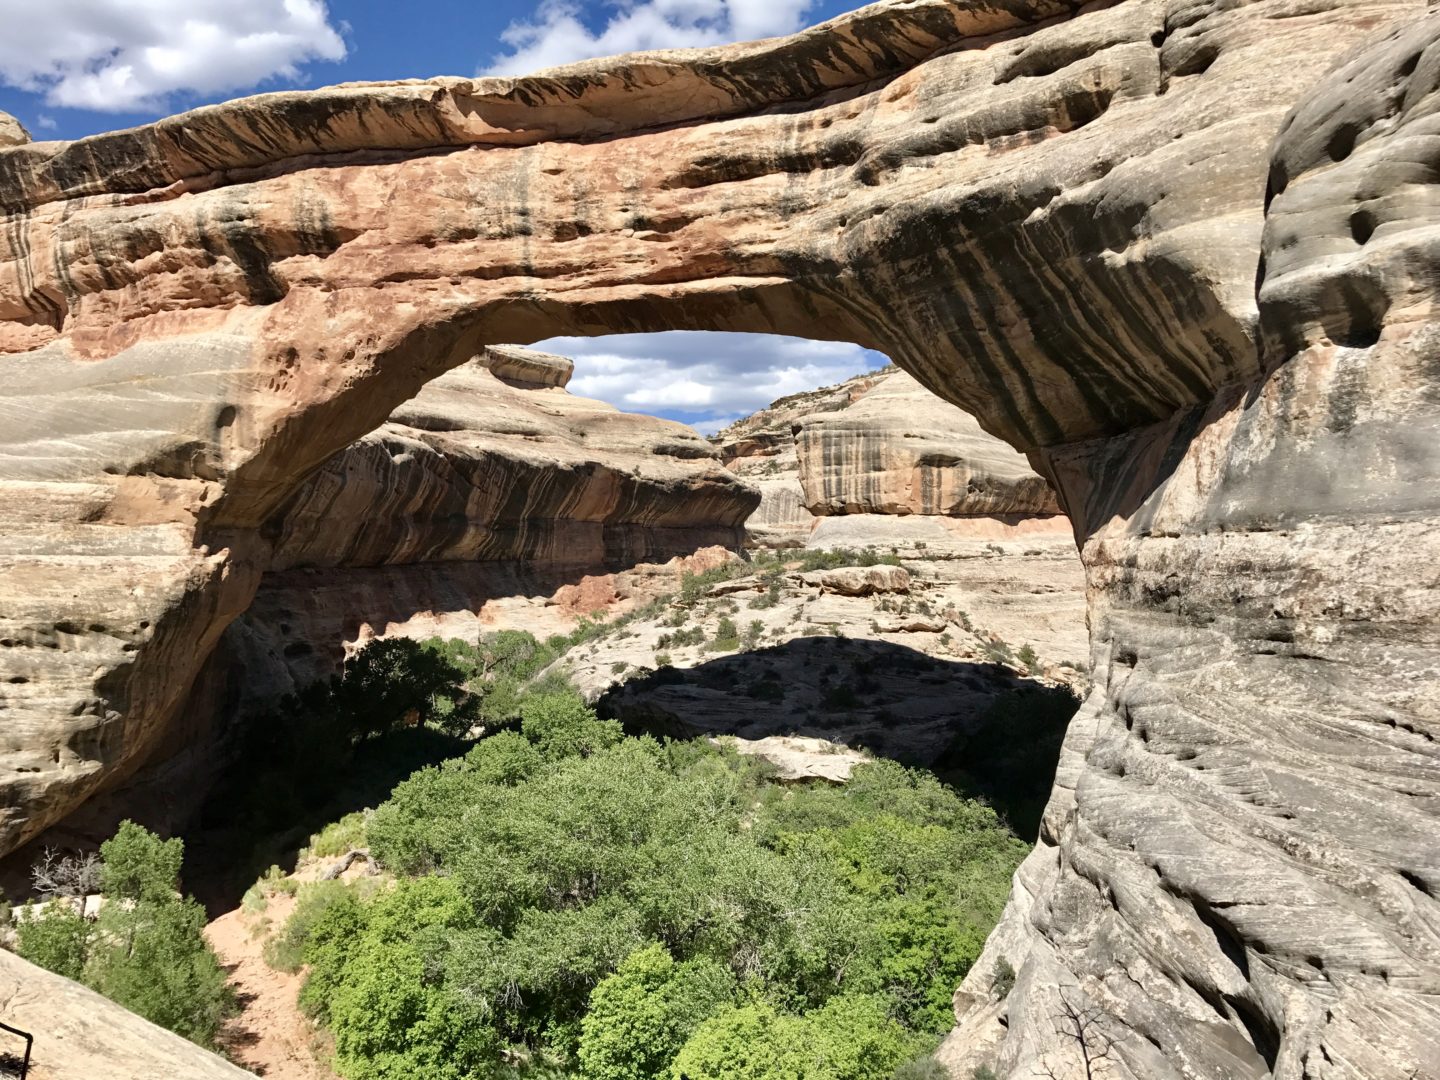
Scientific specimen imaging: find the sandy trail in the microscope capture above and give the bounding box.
[205,895,336,1080]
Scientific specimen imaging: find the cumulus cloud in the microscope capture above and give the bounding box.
[0,0,347,113]
[484,0,818,76]
[536,331,889,433]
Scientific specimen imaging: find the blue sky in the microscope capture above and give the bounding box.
[0,0,886,431]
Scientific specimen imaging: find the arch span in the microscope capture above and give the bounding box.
[2,1,1438,1076]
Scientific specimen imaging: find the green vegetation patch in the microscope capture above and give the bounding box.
[15,822,235,1049]
[274,652,1027,1080]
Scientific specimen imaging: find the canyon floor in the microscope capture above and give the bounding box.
[200,529,1086,1079]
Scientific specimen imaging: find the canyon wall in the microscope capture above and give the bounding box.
[1,2,1438,1077]
[715,366,1063,547]
[212,344,754,713]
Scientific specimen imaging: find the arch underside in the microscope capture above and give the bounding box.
[1,1,1438,1076]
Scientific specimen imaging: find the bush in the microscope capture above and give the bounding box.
[671,994,911,1080]
[20,824,234,1049]
[87,898,235,1046]
[711,617,740,652]
[333,637,479,739]
[520,687,623,760]
[892,1054,950,1079]
[303,811,368,860]
[100,820,183,902]
[16,900,90,981]
[578,944,735,1080]
[263,880,357,974]
[991,956,1016,999]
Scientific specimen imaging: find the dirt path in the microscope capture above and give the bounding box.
[205,896,336,1080]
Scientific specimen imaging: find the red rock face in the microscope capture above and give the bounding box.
[1,2,1438,1077]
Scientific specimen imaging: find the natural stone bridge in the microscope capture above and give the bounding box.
[1,1,1437,1076]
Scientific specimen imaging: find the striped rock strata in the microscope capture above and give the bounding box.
[715,365,1063,546]
[1,2,1439,1078]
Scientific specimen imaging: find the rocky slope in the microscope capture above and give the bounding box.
[0,948,254,1079]
[2,3,1439,1078]
[560,548,1088,765]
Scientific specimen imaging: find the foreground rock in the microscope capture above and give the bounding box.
[2,2,1439,1076]
[0,948,254,1079]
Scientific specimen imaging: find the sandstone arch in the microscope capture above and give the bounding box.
[1,1,1438,1076]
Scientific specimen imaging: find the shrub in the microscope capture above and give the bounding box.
[86,898,235,1046]
[20,823,234,1049]
[100,820,183,902]
[672,994,911,1080]
[520,688,623,760]
[1016,644,1038,669]
[333,637,479,739]
[15,900,90,981]
[892,1054,950,1079]
[578,944,735,1080]
[30,848,102,900]
[992,956,1016,999]
[711,617,740,652]
[303,811,368,860]
[264,880,357,974]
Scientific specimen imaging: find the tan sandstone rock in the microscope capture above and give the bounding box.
[0,948,254,1078]
[0,112,27,149]
[2,3,1438,1077]
[714,365,1064,546]
[799,564,912,596]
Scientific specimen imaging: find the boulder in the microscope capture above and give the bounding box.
[800,565,912,596]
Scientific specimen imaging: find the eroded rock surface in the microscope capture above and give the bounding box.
[0,948,254,1078]
[714,365,1063,546]
[0,111,27,148]
[2,2,1439,1077]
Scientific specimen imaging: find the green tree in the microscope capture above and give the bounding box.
[86,897,235,1046]
[99,820,183,902]
[668,1001,805,1080]
[334,637,478,739]
[520,687,623,761]
[15,901,90,981]
[578,944,735,1080]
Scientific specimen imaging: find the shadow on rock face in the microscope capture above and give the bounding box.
[595,636,1080,841]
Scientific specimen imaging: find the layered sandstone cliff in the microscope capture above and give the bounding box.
[2,2,1438,1078]
[210,346,754,709]
[715,366,1062,546]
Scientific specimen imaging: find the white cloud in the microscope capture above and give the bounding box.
[540,331,888,431]
[484,0,817,76]
[35,114,57,130]
[0,0,347,113]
